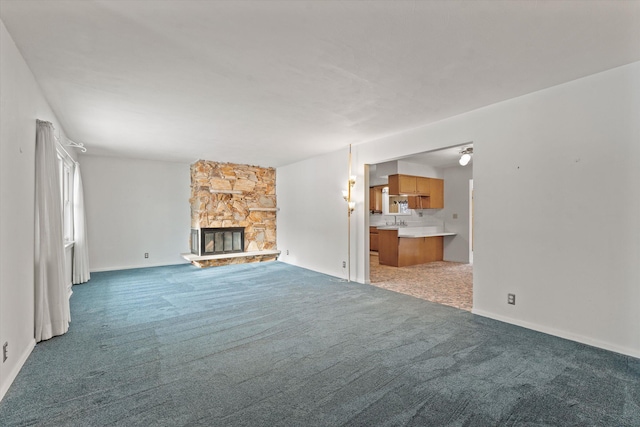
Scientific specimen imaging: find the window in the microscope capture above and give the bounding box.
[57,149,75,243]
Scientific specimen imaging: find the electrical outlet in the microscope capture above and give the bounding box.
[144,253,149,258]
[453,213,458,219]
[508,293,516,305]
[286,250,289,255]
[342,261,346,268]
[3,342,8,362]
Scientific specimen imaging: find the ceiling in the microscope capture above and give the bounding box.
[369,144,472,184]
[401,144,473,169]
[1,1,639,167]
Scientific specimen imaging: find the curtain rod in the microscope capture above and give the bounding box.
[44,119,84,164]
[54,135,79,165]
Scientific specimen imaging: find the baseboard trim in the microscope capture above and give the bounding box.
[472,308,640,359]
[90,261,189,273]
[0,339,35,402]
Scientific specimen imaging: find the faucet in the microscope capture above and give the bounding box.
[385,216,407,226]
[393,217,407,226]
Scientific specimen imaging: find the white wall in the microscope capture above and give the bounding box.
[277,147,350,280]
[468,63,640,358]
[0,19,73,399]
[277,62,640,358]
[80,155,191,271]
[442,166,473,263]
[369,160,443,186]
[397,161,444,179]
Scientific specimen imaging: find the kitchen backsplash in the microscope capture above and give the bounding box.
[370,209,446,228]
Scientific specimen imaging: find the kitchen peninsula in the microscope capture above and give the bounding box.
[377,226,456,267]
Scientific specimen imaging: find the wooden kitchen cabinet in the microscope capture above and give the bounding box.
[416,177,430,194]
[408,179,444,209]
[378,229,398,265]
[378,228,444,267]
[408,195,428,209]
[370,226,379,252]
[388,174,416,195]
[398,235,443,266]
[369,186,384,213]
[428,178,444,208]
[391,174,444,209]
[369,187,375,212]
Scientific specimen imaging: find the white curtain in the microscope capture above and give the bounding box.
[72,164,90,284]
[35,120,70,342]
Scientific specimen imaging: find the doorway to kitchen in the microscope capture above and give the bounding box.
[367,144,473,311]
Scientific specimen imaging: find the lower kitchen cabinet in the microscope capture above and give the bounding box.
[370,226,379,251]
[378,228,443,267]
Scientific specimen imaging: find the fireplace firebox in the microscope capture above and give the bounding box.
[191,227,245,256]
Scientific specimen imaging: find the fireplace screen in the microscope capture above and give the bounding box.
[191,227,244,256]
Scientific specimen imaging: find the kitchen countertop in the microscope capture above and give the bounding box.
[398,232,456,238]
[375,225,456,238]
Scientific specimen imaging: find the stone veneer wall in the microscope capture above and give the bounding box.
[190,160,277,267]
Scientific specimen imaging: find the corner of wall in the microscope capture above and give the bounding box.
[0,339,35,402]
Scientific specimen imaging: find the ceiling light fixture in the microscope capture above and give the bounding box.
[459,147,473,166]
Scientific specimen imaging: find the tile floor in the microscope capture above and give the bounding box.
[369,253,473,311]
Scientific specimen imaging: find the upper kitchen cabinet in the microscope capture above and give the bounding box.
[416,177,430,194]
[388,174,416,195]
[429,178,444,208]
[389,174,444,209]
[407,196,427,209]
[369,185,384,213]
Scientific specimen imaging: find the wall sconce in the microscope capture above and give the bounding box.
[344,145,355,282]
[343,165,356,214]
[459,147,473,166]
[344,176,356,212]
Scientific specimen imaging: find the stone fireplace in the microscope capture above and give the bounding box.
[186,160,279,268]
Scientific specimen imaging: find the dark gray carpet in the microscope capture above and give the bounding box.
[1,262,638,426]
